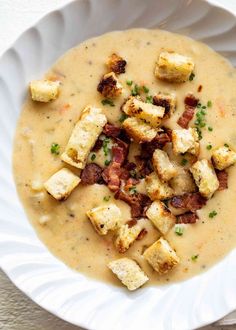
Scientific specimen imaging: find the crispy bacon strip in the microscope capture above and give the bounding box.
[177,94,199,129]
[216,170,228,191]
[184,94,199,107]
[177,212,199,224]
[103,123,121,138]
[134,156,153,178]
[92,138,103,152]
[102,162,121,191]
[81,163,103,184]
[140,131,171,159]
[124,177,140,192]
[171,193,207,212]
[136,228,148,240]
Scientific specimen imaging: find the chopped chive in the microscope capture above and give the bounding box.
[143,86,149,93]
[104,159,111,166]
[126,80,133,86]
[130,170,137,178]
[209,210,217,218]
[101,98,115,107]
[175,226,184,236]
[131,84,140,96]
[129,186,137,194]
[191,254,199,262]
[102,138,110,156]
[207,100,212,107]
[189,72,195,81]
[206,144,212,150]
[202,105,206,109]
[224,143,229,148]
[208,126,213,132]
[181,158,188,166]
[91,153,96,161]
[50,143,60,155]
[119,113,128,123]
[197,103,201,108]
[146,95,153,104]
[103,196,111,202]
[195,127,202,140]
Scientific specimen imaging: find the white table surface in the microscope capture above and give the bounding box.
[0,0,236,329]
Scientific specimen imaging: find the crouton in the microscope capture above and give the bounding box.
[143,237,180,274]
[170,169,197,195]
[155,51,194,83]
[86,204,121,235]
[97,72,123,98]
[30,80,60,102]
[152,149,177,182]
[115,223,143,253]
[106,53,127,74]
[122,96,165,128]
[146,201,176,235]
[190,159,219,199]
[44,168,80,201]
[153,92,177,118]
[145,172,174,200]
[212,146,236,170]
[122,117,157,143]
[61,106,107,169]
[108,258,149,290]
[172,128,199,155]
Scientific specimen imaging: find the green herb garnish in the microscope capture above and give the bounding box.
[181,158,188,166]
[189,72,195,81]
[146,95,153,104]
[191,254,199,262]
[209,210,217,218]
[102,138,110,156]
[129,186,137,195]
[206,144,212,150]
[224,143,229,148]
[119,113,128,123]
[50,143,60,155]
[103,196,111,202]
[126,80,133,86]
[91,153,96,161]
[208,126,213,132]
[104,159,111,166]
[143,86,149,93]
[175,226,184,236]
[207,100,212,108]
[131,84,140,96]
[101,98,115,107]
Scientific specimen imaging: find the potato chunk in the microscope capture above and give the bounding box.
[122,117,157,143]
[108,258,149,290]
[143,237,179,274]
[212,146,236,170]
[86,204,121,235]
[155,51,194,83]
[152,149,177,182]
[190,159,219,199]
[44,168,80,201]
[61,106,107,169]
[30,80,60,102]
[97,72,123,98]
[115,223,143,253]
[146,201,176,235]
[106,53,126,74]
[153,92,177,118]
[122,96,165,127]
[172,128,199,155]
[145,172,174,200]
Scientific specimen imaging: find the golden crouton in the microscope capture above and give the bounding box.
[155,51,194,83]
[143,237,180,274]
[122,117,157,143]
[212,146,236,170]
[146,201,176,235]
[108,258,149,290]
[170,169,197,195]
[115,223,143,253]
[30,79,60,102]
[44,168,80,201]
[152,149,177,182]
[190,159,219,199]
[172,128,199,155]
[145,172,174,200]
[97,72,123,98]
[153,92,177,118]
[122,96,165,128]
[86,204,121,235]
[61,106,107,169]
[106,53,127,74]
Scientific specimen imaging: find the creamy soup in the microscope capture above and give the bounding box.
[13,29,236,287]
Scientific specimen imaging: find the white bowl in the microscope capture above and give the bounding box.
[0,0,236,329]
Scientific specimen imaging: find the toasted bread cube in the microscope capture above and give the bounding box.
[172,128,199,155]
[170,169,196,195]
[86,204,121,235]
[97,72,123,98]
[153,149,177,182]
[155,51,194,83]
[122,96,165,128]
[143,237,179,274]
[115,223,143,253]
[108,258,149,290]
[61,106,107,169]
[145,172,174,200]
[212,146,236,170]
[106,53,126,74]
[122,117,157,143]
[30,80,60,102]
[146,201,176,235]
[153,92,177,118]
[44,168,80,201]
[190,159,219,199]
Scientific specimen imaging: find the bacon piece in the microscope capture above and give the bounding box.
[112,146,125,165]
[124,162,136,171]
[177,106,195,129]
[136,228,148,240]
[103,123,121,138]
[102,162,121,191]
[81,163,103,184]
[184,94,199,107]
[216,170,228,191]
[126,219,138,227]
[171,192,207,212]
[140,131,171,159]
[135,156,153,178]
[118,128,131,144]
[114,138,129,159]
[177,212,199,224]
[124,178,140,192]
[115,190,151,218]
[92,138,103,152]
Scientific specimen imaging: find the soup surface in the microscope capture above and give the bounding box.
[13,29,236,287]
